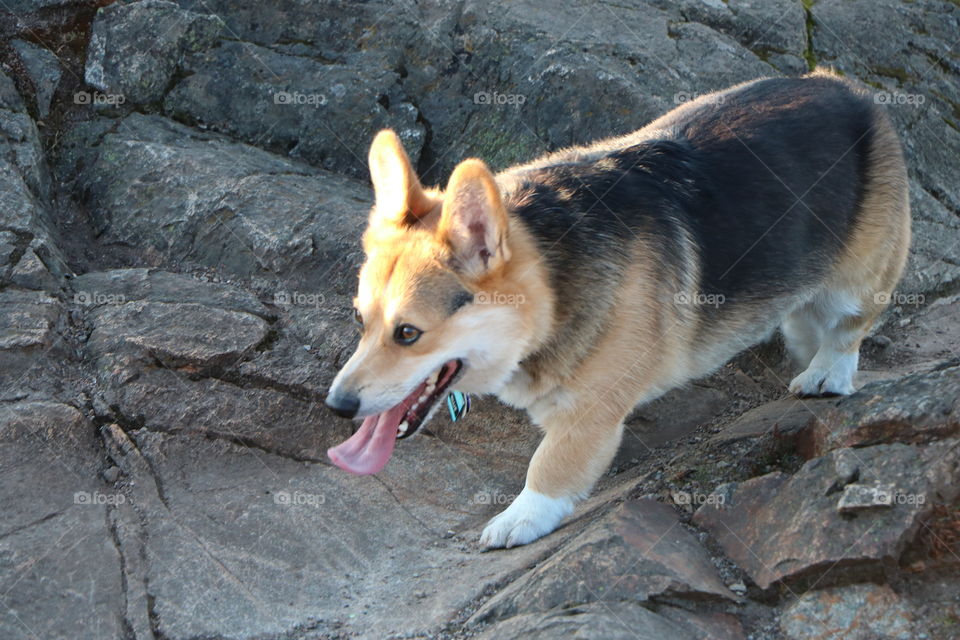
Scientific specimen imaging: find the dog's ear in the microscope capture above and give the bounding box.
[368,129,435,224]
[438,159,511,278]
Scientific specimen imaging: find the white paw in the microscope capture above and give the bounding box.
[479,487,573,549]
[789,350,857,396]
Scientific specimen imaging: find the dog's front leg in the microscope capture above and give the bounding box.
[479,404,626,549]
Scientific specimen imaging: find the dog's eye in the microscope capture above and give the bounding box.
[353,308,363,329]
[393,324,422,346]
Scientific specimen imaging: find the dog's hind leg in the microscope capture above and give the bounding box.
[789,105,910,397]
[781,302,821,369]
[788,288,872,396]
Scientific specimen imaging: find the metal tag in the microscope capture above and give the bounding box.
[446,391,471,422]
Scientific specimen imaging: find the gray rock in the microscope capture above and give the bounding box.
[88,301,269,368]
[11,39,61,119]
[0,71,68,292]
[2,0,100,12]
[0,70,26,113]
[837,483,897,513]
[781,583,924,640]
[0,401,124,640]
[85,0,224,105]
[410,0,771,181]
[475,602,696,640]
[0,82,50,202]
[75,113,369,288]
[164,41,424,176]
[808,0,960,280]
[71,268,272,318]
[10,246,59,291]
[98,423,554,640]
[654,0,807,63]
[0,289,59,350]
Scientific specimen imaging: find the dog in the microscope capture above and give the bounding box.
[324,70,910,549]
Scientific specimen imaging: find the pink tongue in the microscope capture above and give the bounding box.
[327,403,404,475]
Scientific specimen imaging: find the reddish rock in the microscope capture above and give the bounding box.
[711,396,833,446]
[804,365,960,457]
[780,584,923,640]
[659,606,747,640]
[693,441,960,590]
[472,499,736,623]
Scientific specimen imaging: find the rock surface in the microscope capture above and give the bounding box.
[693,440,960,590]
[473,499,735,623]
[780,583,924,640]
[85,0,223,105]
[805,364,960,456]
[0,0,959,638]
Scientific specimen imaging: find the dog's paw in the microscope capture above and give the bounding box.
[789,352,857,397]
[479,488,573,549]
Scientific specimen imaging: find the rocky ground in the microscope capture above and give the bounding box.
[1,0,959,638]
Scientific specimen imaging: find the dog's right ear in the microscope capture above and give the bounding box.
[368,130,435,225]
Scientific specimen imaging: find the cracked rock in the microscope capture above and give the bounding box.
[693,441,960,590]
[165,41,425,177]
[473,499,736,623]
[85,0,224,105]
[780,583,925,640]
[0,401,124,640]
[10,39,61,120]
[74,113,369,287]
[837,483,897,513]
[88,300,269,368]
[805,365,960,456]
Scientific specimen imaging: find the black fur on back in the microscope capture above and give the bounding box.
[505,75,880,371]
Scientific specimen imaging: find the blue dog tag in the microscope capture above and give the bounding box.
[446,391,470,422]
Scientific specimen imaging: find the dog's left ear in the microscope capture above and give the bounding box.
[438,159,511,278]
[368,129,436,225]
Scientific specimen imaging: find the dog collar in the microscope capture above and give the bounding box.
[446,391,470,422]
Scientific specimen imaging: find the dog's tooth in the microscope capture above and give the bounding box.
[425,383,436,394]
[397,420,408,435]
[419,393,429,403]
[427,370,439,385]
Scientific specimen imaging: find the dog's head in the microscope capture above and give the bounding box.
[325,130,540,474]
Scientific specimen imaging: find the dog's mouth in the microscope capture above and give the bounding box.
[326,359,463,475]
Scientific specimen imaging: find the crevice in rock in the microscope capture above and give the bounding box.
[370,475,443,536]
[106,504,138,640]
[801,0,817,71]
[102,406,331,465]
[0,509,66,540]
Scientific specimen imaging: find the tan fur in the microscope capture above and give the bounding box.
[332,75,911,544]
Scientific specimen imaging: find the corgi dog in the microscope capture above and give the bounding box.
[325,71,910,549]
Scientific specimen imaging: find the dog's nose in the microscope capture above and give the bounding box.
[325,392,360,419]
